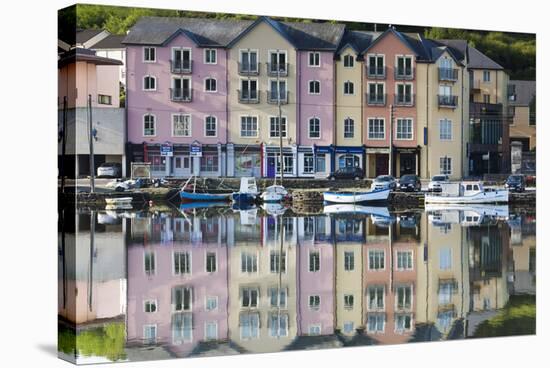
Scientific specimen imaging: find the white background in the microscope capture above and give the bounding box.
[0,0,546,366]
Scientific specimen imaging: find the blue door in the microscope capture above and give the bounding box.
[267,156,276,178]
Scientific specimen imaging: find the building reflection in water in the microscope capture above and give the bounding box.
[59,205,536,362]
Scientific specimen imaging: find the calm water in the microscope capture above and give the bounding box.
[58,203,536,364]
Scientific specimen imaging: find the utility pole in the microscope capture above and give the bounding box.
[61,96,68,193]
[389,104,394,176]
[277,49,284,187]
[88,94,95,193]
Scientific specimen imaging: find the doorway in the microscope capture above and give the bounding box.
[173,155,191,177]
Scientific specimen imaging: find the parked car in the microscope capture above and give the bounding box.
[372,175,397,190]
[428,175,449,192]
[97,162,122,178]
[505,174,526,192]
[397,174,421,192]
[329,167,364,180]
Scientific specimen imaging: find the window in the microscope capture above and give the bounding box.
[440,157,452,175]
[269,116,287,138]
[309,52,320,67]
[269,287,287,308]
[240,79,258,100]
[173,114,191,137]
[241,252,258,273]
[439,281,455,305]
[396,251,413,270]
[206,252,217,273]
[240,313,260,340]
[204,49,217,64]
[242,287,259,308]
[205,322,218,340]
[205,116,217,137]
[344,251,355,271]
[309,325,322,335]
[205,78,217,92]
[240,50,258,72]
[174,251,190,275]
[271,153,294,175]
[143,75,156,91]
[483,70,491,82]
[344,117,354,138]
[344,81,354,95]
[270,250,286,273]
[309,295,321,310]
[368,55,385,76]
[344,294,354,310]
[269,50,287,74]
[395,314,412,332]
[309,80,321,94]
[439,119,452,140]
[483,94,490,103]
[396,118,413,140]
[439,84,451,97]
[396,285,412,310]
[270,80,287,101]
[309,250,320,272]
[309,117,320,138]
[316,155,326,172]
[343,54,354,67]
[240,116,258,137]
[144,251,155,275]
[369,249,385,270]
[143,325,157,344]
[302,153,314,174]
[439,248,452,270]
[172,48,191,71]
[396,56,413,77]
[98,94,112,105]
[172,287,192,311]
[367,313,385,333]
[368,286,385,310]
[144,300,157,313]
[143,47,156,62]
[143,114,156,137]
[368,83,384,103]
[200,154,218,172]
[396,83,413,104]
[368,118,385,139]
[172,313,193,343]
[269,314,288,337]
[171,77,191,100]
[206,296,218,311]
[343,322,355,334]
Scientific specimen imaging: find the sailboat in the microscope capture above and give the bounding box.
[179,175,232,202]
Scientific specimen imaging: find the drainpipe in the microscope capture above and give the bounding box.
[297,49,301,157]
[333,55,338,174]
[460,66,464,178]
[426,63,430,179]
[225,49,229,177]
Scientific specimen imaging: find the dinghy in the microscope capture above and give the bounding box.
[323,188,391,204]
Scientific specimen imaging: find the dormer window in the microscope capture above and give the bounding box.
[343,54,354,68]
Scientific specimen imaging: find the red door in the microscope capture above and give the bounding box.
[376,155,389,176]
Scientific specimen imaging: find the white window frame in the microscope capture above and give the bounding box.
[240,78,259,100]
[395,118,414,141]
[343,80,355,95]
[368,249,386,270]
[395,82,414,103]
[308,249,321,272]
[143,47,156,63]
[269,116,288,138]
[240,115,259,138]
[240,251,259,274]
[439,119,452,141]
[204,77,218,93]
[269,249,287,273]
[143,75,157,91]
[367,313,385,333]
[204,48,217,64]
[308,80,321,95]
[239,49,259,71]
[483,70,491,82]
[308,117,321,139]
[172,114,192,137]
[395,55,414,72]
[367,285,385,311]
[343,54,355,68]
[172,250,191,276]
[205,321,218,340]
[367,82,385,101]
[204,115,218,138]
[172,286,193,312]
[144,299,158,313]
[268,49,288,72]
[308,295,321,310]
[344,117,355,139]
[205,296,219,311]
[440,156,452,176]
[143,114,156,137]
[344,294,355,310]
[241,287,260,308]
[205,251,217,273]
[368,118,385,140]
[395,250,414,271]
[367,53,385,73]
[308,51,321,67]
[395,284,414,311]
[344,251,355,271]
[143,324,158,343]
[394,314,413,333]
[303,153,314,174]
[171,47,192,66]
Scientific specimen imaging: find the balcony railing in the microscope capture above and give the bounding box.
[394,94,415,107]
[238,62,260,76]
[170,59,193,74]
[438,94,458,108]
[394,67,415,80]
[170,88,193,102]
[266,62,289,77]
[366,93,387,106]
[238,90,260,104]
[267,91,289,104]
[366,66,386,79]
[439,67,459,81]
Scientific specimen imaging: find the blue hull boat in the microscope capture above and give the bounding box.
[179,190,232,202]
[232,192,257,204]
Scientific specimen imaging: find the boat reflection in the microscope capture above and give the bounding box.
[58,205,536,362]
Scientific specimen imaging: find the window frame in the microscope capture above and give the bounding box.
[269,116,288,138]
[204,77,218,93]
[143,113,156,137]
[204,115,218,138]
[343,80,355,95]
[308,117,321,139]
[439,118,453,141]
[143,47,156,63]
[308,51,321,67]
[368,249,386,271]
[204,48,217,65]
[144,299,158,313]
[343,54,355,68]
[344,117,355,139]
[240,115,259,138]
[440,156,452,176]
[172,113,192,137]
[368,117,385,140]
[308,80,321,95]
[143,75,157,91]
[396,118,414,140]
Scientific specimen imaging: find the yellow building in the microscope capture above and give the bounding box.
[508,80,536,150]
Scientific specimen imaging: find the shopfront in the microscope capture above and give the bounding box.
[334,146,365,172]
[229,144,262,177]
[263,145,298,178]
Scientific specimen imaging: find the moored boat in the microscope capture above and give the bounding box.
[323,188,391,204]
[179,175,232,202]
[232,177,259,204]
[260,185,289,203]
[425,181,508,204]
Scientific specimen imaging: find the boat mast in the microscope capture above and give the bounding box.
[277,49,284,187]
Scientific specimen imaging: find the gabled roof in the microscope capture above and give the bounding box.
[509,80,536,106]
[75,29,105,45]
[336,30,379,55]
[467,45,504,70]
[58,48,123,68]
[123,16,254,47]
[226,16,297,48]
[92,34,126,49]
[361,27,420,56]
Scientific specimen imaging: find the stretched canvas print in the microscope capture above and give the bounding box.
[58,3,536,364]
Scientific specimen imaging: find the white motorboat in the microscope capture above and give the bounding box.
[323,188,391,203]
[260,185,289,203]
[425,181,508,204]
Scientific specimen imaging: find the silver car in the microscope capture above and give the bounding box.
[97,162,122,178]
[428,175,449,192]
